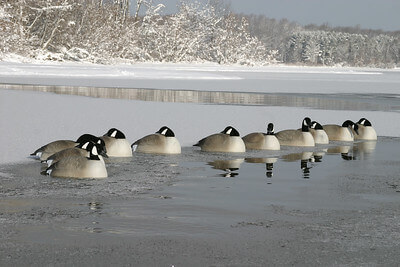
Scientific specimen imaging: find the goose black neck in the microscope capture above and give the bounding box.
[89,154,101,160]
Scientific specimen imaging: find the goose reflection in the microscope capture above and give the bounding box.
[327,140,376,160]
[245,157,278,181]
[86,201,104,233]
[88,201,103,211]
[312,149,327,162]
[207,158,244,177]
[354,141,377,160]
[281,151,314,179]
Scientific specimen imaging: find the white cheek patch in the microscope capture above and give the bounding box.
[161,128,168,135]
[92,146,98,155]
[111,130,117,138]
[81,142,89,150]
[226,128,232,135]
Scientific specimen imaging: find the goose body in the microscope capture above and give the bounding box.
[100,128,132,157]
[132,126,181,154]
[353,118,377,140]
[242,123,280,150]
[276,117,315,147]
[323,120,358,142]
[31,134,105,161]
[194,126,246,153]
[32,140,77,161]
[45,143,107,179]
[309,121,329,144]
[44,141,107,167]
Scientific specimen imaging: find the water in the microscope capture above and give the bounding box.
[1,137,399,238]
[2,83,400,112]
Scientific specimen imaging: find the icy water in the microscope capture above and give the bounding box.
[3,83,400,111]
[1,138,399,238]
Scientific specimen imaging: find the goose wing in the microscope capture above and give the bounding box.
[132,134,165,146]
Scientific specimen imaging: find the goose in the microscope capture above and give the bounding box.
[353,118,377,140]
[131,126,181,154]
[309,121,329,144]
[44,141,108,167]
[31,134,106,161]
[194,126,246,153]
[44,142,108,179]
[100,128,132,157]
[276,117,315,147]
[242,123,280,150]
[323,120,358,142]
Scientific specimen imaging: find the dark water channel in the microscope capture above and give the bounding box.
[2,83,400,112]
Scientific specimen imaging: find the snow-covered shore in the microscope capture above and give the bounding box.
[1,60,399,93]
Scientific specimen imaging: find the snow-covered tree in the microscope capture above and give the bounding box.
[1,0,398,67]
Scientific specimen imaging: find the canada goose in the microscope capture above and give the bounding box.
[31,134,106,161]
[131,126,181,154]
[242,123,280,150]
[276,117,315,147]
[44,142,108,179]
[44,141,108,167]
[194,126,246,153]
[353,118,377,140]
[309,121,329,144]
[100,128,132,157]
[323,120,358,142]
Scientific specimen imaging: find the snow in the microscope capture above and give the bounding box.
[1,60,399,93]
[1,61,400,164]
[0,61,242,80]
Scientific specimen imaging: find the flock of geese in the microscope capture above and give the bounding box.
[30,118,377,179]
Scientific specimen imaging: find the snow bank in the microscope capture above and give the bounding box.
[1,61,399,94]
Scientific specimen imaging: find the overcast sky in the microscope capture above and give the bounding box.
[150,0,400,32]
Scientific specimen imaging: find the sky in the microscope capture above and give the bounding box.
[146,0,400,32]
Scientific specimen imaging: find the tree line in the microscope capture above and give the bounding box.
[0,0,399,67]
[246,14,400,67]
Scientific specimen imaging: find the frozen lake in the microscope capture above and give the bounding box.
[1,62,400,265]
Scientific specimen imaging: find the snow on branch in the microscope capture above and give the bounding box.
[28,5,73,12]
